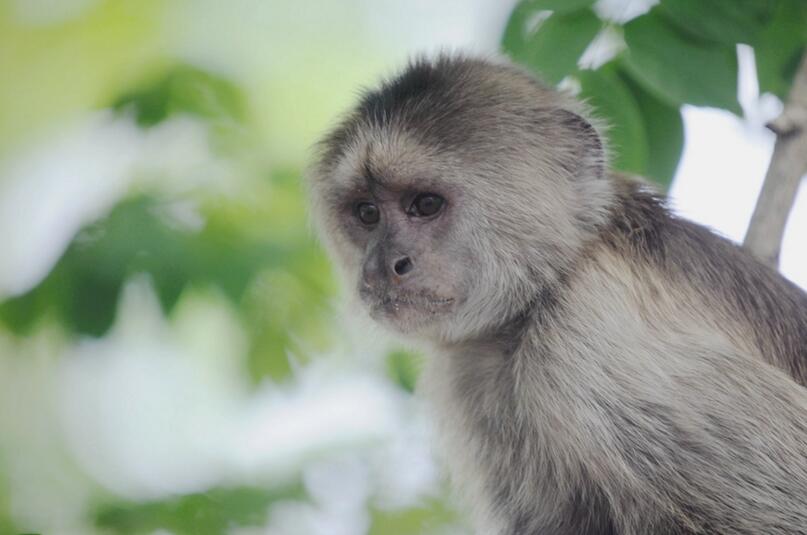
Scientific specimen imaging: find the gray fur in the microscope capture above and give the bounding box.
[308,55,807,534]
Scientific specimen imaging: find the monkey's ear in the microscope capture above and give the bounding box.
[556,109,605,180]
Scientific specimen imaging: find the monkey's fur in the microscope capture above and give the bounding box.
[309,56,807,534]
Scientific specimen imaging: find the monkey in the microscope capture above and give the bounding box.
[307,55,807,534]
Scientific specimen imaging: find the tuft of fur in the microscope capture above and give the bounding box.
[309,54,807,534]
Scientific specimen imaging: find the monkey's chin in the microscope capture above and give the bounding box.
[366,296,455,336]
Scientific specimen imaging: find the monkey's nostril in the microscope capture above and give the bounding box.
[393,256,414,276]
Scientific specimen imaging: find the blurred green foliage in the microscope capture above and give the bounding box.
[0,180,335,383]
[386,350,421,394]
[95,484,306,535]
[369,499,457,535]
[0,58,336,382]
[502,0,807,188]
[0,2,454,531]
[113,65,247,128]
[504,7,601,85]
[2,195,276,336]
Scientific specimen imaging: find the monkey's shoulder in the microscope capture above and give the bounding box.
[590,176,807,384]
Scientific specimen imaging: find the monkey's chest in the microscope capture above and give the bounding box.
[421,352,620,535]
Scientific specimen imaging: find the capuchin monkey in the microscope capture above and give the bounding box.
[308,55,807,534]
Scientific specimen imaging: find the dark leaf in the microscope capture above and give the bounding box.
[619,68,684,189]
[502,0,598,58]
[502,0,539,57]
[505,9,601,85]
[659,0,776,45]
[578,65,648,176]
[754,0,807,99]
[623,9,741,114]
[527,0,596,14]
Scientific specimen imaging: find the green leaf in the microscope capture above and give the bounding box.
[0,198,261,335]
[0,479,18,535]
[502,0,598,56]
[242,253,334,384]
[623,9,741,114]
[659,0,776,45]
[386,350,421,393]
[0,169,335,384]
[501,0,538,58]
[754,0,807,99]
[95,485,304,535]
[619,68,684,190]
[505,9,602,85]
[578,66,648,176]
[369,499,457,535]
[113,64,246,127]
[528,0,596,14]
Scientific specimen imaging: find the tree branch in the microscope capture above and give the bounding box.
[743,51,807,268]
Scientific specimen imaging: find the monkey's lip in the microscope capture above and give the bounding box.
[380,295,455,307]
[363,289,455,313]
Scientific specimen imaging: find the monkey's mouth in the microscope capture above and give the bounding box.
[362,288,455,317]
[380,295,454,308]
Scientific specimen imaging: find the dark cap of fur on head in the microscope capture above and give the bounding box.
[315,54,596,173]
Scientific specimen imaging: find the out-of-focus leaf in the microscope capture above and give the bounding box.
[659,0,776,45]
[369,499,457,535]
[386,350,421,393]
[619,68,684,189]
[528,0,597,13]
[501,0,537,57]
[1,161,337,389]
[113,65,246,127]
[243,255,334,383]
[95,485,305,535]
[578,66,647,176]
[502,0,597,58]
[0,479,17,535]
[0,198,324,338]
[1,169,335,384]
[0,198,265,336]
[754,0,807,100]
[623,10,740,114]
[504,9,601,85]
[530,0,597,14]
[238,168,336,383]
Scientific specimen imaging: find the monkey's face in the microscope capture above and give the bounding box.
[354,189,464,332]
[312,135,475,339]
[311,57,613,342]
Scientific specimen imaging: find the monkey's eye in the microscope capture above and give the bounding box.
[408,193,444,218]
[355,202,380,225]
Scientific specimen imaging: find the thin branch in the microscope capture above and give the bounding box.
[743,51,807,268]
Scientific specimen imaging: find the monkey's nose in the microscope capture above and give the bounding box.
[392,256,414,276]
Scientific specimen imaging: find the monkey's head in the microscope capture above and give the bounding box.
[309,55,613,343]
